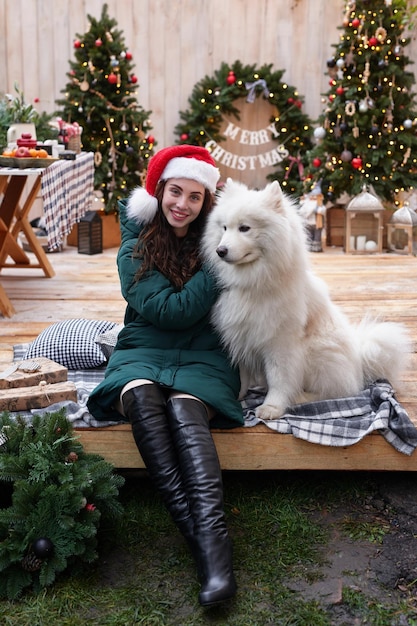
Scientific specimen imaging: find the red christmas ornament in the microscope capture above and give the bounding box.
[180,133,189,141]
[130,74,138,84]
[351,18,361,28]
[351,157,363,169]
[226,71,236,85]
[287,97,294,104]
[312,158,322,168]
[368,36,378,47]
[329,94,336,102]
[125,51,133,60]
[294,100,302,109]
[336,86,345,96]
[147,135,155,144]
[108,73,118,84]
[329,79,336,87]
[73,39,81,48]
[95,38,103,47]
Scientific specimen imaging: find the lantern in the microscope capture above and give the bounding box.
[387,204,417,255]
[77,211,103,255]
[344,187,384,254]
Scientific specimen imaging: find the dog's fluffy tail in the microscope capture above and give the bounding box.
[356,317,412,387]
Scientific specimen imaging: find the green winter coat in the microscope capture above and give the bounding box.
[87,198,243,429]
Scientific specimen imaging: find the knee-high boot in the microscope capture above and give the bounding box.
[166,397,237,607]
[122,385,196,552]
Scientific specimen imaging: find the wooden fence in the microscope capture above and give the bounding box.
[1,0,417,149]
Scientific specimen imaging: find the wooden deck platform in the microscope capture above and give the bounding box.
[1,243,416,471]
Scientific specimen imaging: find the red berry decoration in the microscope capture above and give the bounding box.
[130,74,138,84]
[108,73,118,84]
[73,39,81,48]
[95,38,103,47]
[287,97,295,104]
[226,71,236,85]
[312,158,322,168]
[351,157,363,169]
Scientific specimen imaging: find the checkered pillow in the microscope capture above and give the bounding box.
[95,323,124,360]
[25,319,118,370]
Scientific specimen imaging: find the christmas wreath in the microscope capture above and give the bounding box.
[0,410,124,600]
[174,60,314,196]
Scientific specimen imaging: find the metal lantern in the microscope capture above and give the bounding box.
[344,187,384,254]
[387,204,417,255]
[77,211,103,255]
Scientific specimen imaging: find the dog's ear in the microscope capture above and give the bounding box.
[265,180,287,213]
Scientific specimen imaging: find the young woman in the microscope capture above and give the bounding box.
[87,145,244,606]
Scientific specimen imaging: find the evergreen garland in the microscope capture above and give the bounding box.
[0,410,124,600]
[174,60,314,197]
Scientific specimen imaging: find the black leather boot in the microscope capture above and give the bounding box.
[122,385,196,555]
[166,397,237,606]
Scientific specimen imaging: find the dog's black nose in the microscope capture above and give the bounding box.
[216,246,228,258]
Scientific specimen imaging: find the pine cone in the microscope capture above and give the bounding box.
[21,551,43,572]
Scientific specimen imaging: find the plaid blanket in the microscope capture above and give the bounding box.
[41,152,95,250]
[11,345,417,455]
[242,381,417,456]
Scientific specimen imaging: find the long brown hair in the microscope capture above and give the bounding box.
[132,180,214,290]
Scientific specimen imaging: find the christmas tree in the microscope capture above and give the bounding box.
[56,4,155,212]
[303,0,417,205]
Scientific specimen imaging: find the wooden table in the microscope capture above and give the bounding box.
[0,168,54,316]
[0,153,94,317]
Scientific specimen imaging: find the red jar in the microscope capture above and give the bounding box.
[17,133,37,149]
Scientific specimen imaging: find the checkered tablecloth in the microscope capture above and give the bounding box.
[41,152,95,250]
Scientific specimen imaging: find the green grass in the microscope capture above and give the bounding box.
[0,471,416,625]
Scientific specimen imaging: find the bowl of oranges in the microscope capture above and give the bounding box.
[0,146,58,169]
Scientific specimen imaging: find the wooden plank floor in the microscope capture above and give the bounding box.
[1,243,417,470]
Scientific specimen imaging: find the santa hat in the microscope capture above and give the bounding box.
[127,145,220,224]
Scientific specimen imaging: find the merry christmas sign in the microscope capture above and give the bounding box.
[206,96,288,189]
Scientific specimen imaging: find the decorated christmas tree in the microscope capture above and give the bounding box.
[56,4,155,212]
[303,0,417,205]
[174,60,314,197]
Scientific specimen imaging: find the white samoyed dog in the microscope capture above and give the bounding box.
[202,178,411,420]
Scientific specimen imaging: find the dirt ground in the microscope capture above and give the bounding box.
[287,472,417,623]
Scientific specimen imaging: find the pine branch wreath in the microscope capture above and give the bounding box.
[0,410,124,600]
[174,60,314,196]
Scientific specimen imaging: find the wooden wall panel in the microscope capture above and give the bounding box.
[0,0,416,150]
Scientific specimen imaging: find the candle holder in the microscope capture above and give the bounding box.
[344,187,384,254]
[387,204,417,255]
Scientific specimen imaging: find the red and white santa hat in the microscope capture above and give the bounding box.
[127,144,220,223]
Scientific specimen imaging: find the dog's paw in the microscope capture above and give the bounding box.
[255,403,284,421]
